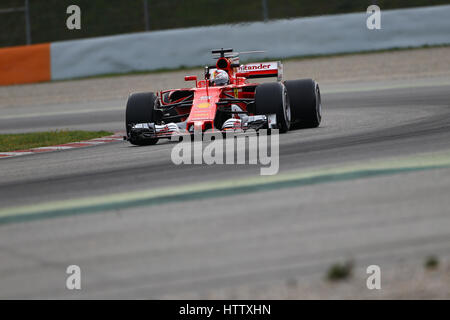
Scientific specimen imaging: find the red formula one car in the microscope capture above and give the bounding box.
[125,48,321,145]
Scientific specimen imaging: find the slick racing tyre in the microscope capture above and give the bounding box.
[284,79,321,129]
[254,82,291,133]
[125,92,159,146]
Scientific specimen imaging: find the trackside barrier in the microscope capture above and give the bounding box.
[0,5,449,85]
[49,5,450,80]
[0,43,50,85]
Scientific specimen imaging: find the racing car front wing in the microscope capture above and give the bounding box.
[125,114,278,142]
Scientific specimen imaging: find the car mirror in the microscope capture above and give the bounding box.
[184,75,197,82]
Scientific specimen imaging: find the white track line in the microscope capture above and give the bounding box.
[0,133,124,159]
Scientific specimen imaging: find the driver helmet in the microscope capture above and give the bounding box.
[212,69,229,86]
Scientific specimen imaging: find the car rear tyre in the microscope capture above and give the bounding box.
[125,92,159,146]
[284,79,321,129]
[254,82,290,133]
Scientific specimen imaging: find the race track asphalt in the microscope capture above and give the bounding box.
[0,77,449,298]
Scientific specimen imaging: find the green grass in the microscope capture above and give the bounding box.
[0,130,113,152]
[326,261,354,281]
[425,256,439,270]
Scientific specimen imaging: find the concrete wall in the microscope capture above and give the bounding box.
[50,5,450,80]
[2,5,449,84]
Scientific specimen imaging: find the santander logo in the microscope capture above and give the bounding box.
[239,63,273,71]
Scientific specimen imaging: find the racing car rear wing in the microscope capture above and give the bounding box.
[208,61,283,82]
[237,61,283,81]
